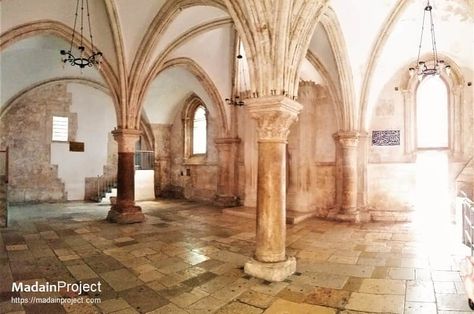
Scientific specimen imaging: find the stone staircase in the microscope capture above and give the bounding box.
[99,187,117,205]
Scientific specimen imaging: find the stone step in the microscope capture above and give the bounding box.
[222,206,319,224]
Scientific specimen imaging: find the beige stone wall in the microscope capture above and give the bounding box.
[161,101,219,202]
[241,81,337,213]
[0,84,69,202]
[0,178,6,226]
[367,68,474,219]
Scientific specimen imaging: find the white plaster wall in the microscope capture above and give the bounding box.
[368,163,416,213]
[308,24,339,88]
[115,0,167,67]
[51,83,116,200]
[167,25,233,127]
[151,6,229,66]
[143,67,213,124]
[135,170,155,201]
[329,0,396,105]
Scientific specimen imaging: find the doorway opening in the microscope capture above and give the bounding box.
[414,75,454,235]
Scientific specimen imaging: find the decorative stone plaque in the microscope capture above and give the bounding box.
[69,141,85,152]
[372,130,400,146]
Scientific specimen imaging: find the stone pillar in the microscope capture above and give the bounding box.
[244,96,302,282]
[107,128,145,224]
[334,131,360,222]
[215,137,241,207]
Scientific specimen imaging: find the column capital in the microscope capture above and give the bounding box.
[333,131,359,147]
[112,128,141,153]
[246,96,303,141]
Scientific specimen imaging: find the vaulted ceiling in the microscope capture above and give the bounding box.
[1,0,473,131]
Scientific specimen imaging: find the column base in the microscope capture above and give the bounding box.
[244,257,296,282]
[214,195,240,207]
[107,205,145,224]
[333,212,360,223]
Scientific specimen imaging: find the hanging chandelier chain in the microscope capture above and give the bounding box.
[86,0,95,51]
[416,2,427,65]
[80,0,84,49]
[428,3,439,64]
[69,0,80,53]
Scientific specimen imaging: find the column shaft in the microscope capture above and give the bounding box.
[334,132,359,222]
[255,140,286,262]
[107,128,145,224]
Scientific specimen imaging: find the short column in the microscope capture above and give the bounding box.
[335,131,360,222]
[215,137,241,207]
[107,128,145,224]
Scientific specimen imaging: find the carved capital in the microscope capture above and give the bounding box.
[112,128,141,153]
[246,96,302,141]
[334,131,359,147]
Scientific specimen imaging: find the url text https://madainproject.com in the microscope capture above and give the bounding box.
[11,296,101,305]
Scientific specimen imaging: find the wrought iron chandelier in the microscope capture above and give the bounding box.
[409,0,450,79]
[60,0,102,69]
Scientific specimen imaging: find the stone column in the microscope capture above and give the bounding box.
[244,96,302,282]
[107,128,145,224]
[334,131,360,222]
[215,137,241,207]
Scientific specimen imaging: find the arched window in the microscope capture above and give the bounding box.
[192,105,207,155]
[416,76,448,149]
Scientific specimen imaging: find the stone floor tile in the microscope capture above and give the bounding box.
[251,281,289,296]
[188,295,227,312]
[293,272,349,289]
[305,287,351,309]
[170,290,207,308]
[214,301,263,314]
[67,264,98,280]
[432,270,462,282]
[359,278,406,295]
[263,298,336,314]
[274,287,306,303]
[109,308,139,314]
[436,293,472,311]
[238,290,275,309]
[389,267,415,280]
[119,285,169,313]
[435,281,457,294]
[147,303,188,314]
[5,244,28,251]
[327,255,358,265]
[370,266,389,279]
[345,292,404,313]
[406,280,435,302]
[404,301,437,314]
[100,269,143,291]
[137,270,164,283]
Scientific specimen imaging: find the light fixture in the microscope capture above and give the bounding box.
[409,0,450,79]
[60,0,102,69]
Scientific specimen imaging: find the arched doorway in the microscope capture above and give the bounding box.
[415,75,451,226]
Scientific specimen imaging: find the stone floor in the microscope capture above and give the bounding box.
[0,199,472,314]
